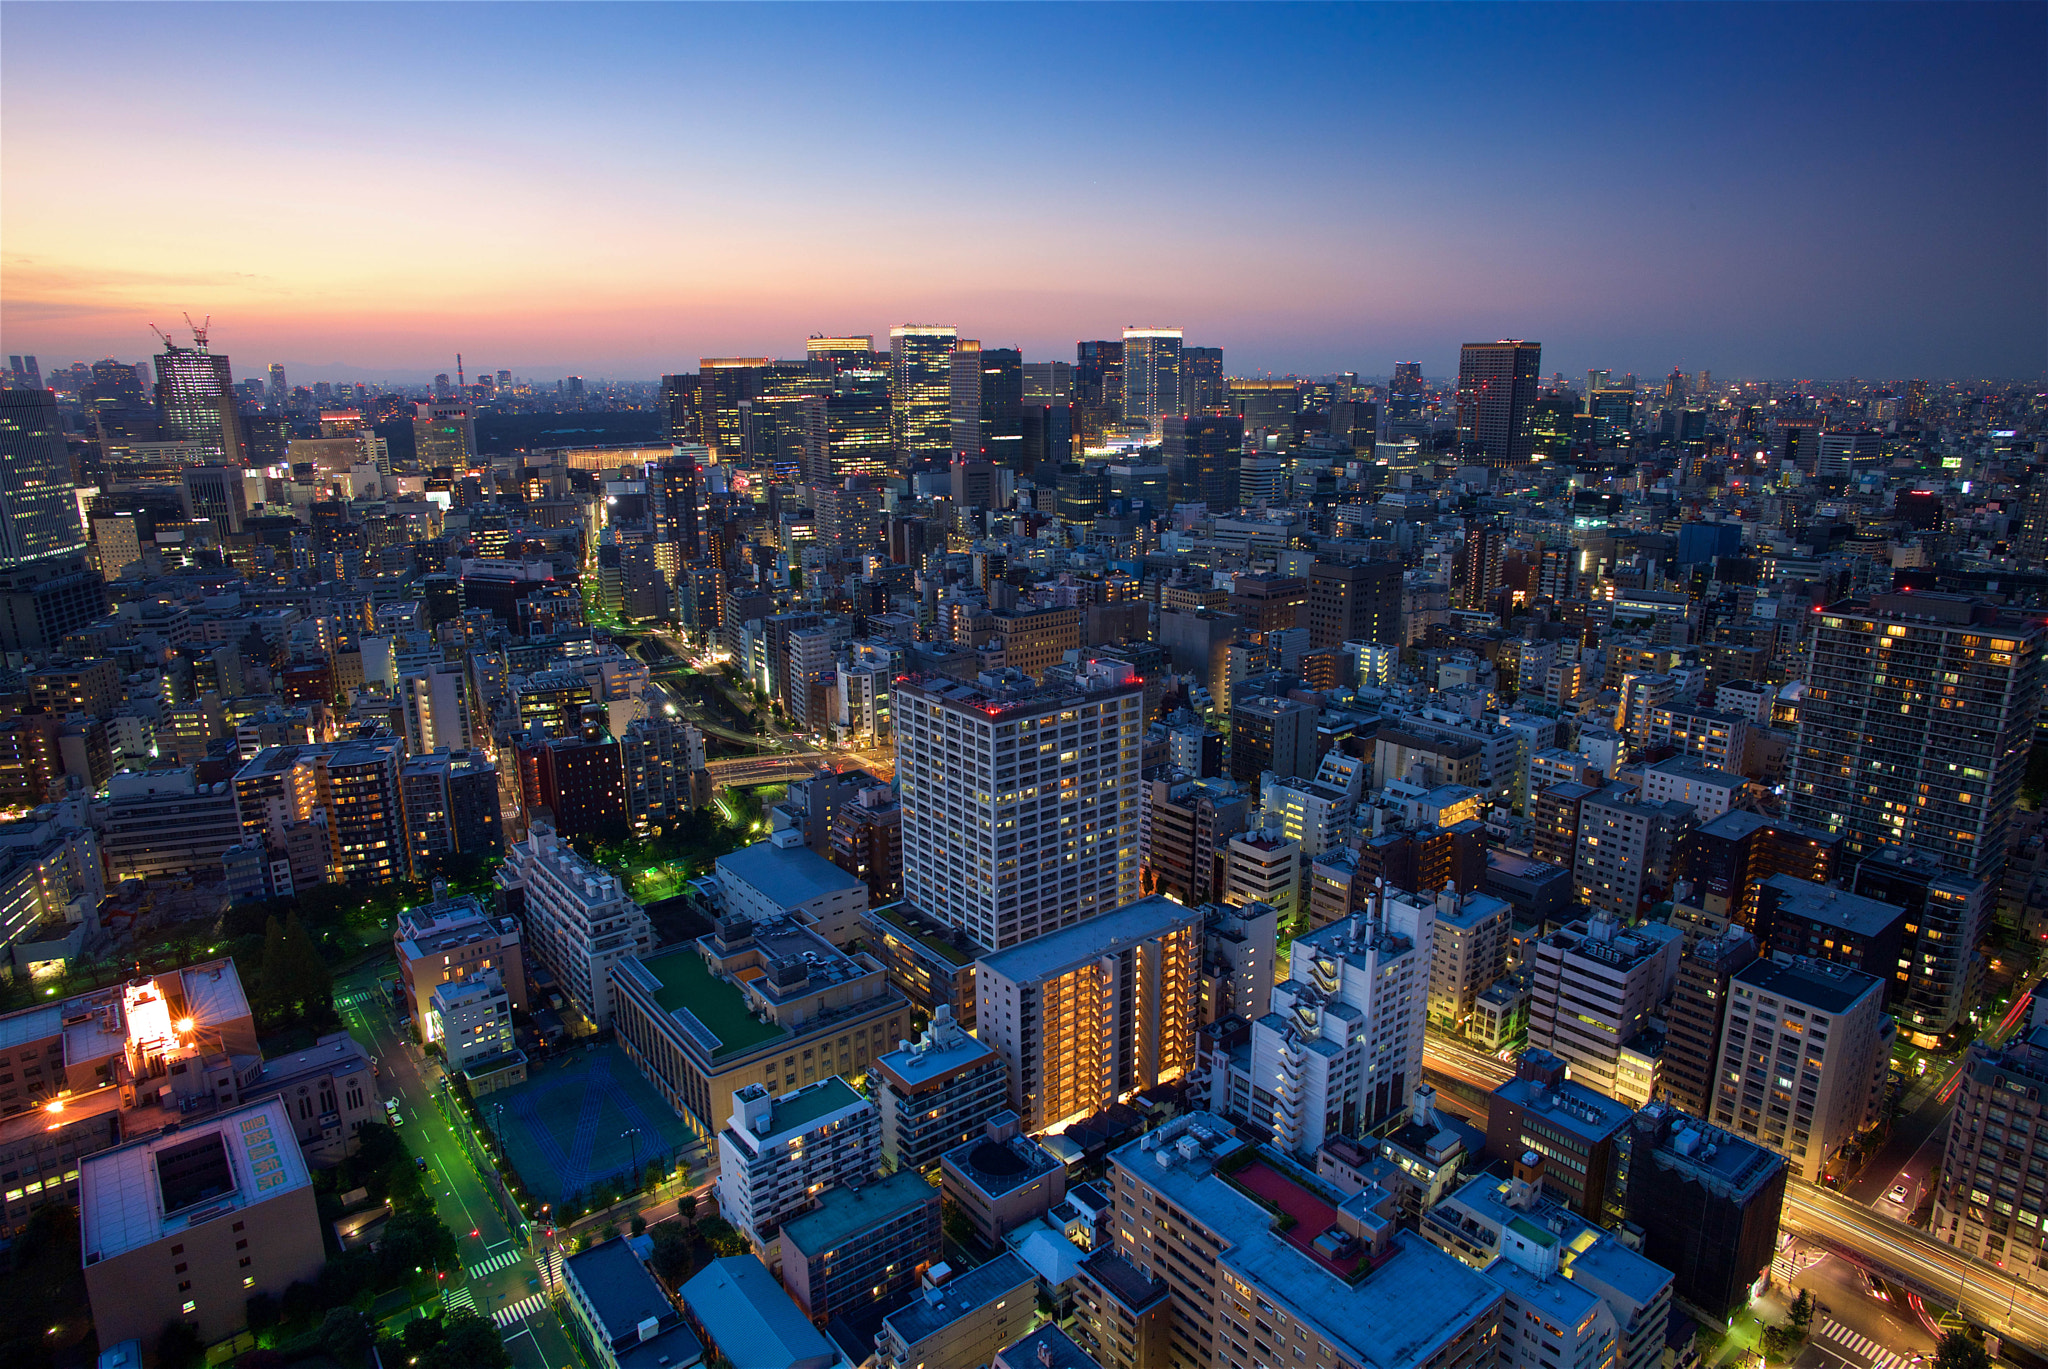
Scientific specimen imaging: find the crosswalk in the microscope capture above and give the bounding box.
[441,1286,476,1315]
[1814,1317,1909,1369]
[494,1293,550,1328]
[466,1248,528,1280]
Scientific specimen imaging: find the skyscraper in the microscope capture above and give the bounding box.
[699,357,772,456]
[1788,592,2042,887]
[1120,327,1183,433]
[1386,361,1425,424]
[889,325,956,463]
[412,401,476,467]
[807,334,875,371]
[152,328,242,462]
[1073,339,1123,444]
[1182,345,1224,412]
[978,346,1023,468]
[949,338,983,458]
[0,388,90,568]
[266,362,287,403]
[895,662,1143,950]
[1453,340,1541,466]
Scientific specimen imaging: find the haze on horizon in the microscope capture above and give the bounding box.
[3,1,2042,384]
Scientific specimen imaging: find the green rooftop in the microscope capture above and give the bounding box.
[1508,1215,1558,1248]
[779,1168,937,1256]
[642,944,786,1056]
[764,1076,865,1136]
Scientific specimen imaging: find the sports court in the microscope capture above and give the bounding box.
[478,1043,696,1207]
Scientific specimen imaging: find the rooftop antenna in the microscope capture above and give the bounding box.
[457,353,465,388]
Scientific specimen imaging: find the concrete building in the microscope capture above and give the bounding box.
[561,1236,704,1369]
[1932,1021,2048,1274]
[1072,1112,1503,1369]
[872,1005,1007,1175]
[1573,786,1694,919]
[1425,887,1513,1035]
[1752,874,1906,992]
[232,735,407,886]
[878,1252,1037,1369]
[1850,847,1989,1044]
[393,893,528,1044]
[497,821,653,1029]
[429,971,524,1089]
[716,1076,879,1253]
[611,912,907,1140]
[1661,927,1759,1119]
[1229,694,1318,784]
[1526,914,1681,1102]
[973,896,1202,1131]
[97,769,244,883]
[896,663,1143,951]
[79,1095,326,1350]
[941,1111,1066,1245]
[1198,898,1278,1027]
[1640,755,1749,821]
[399,748,502,877]
[1141,773,1251,907]
[778,1167,940,1324]
[827,783,902,905]
[1626,1101,1788,1320]
[1710,958,1892,1182]
[1221,829,1301,928]
[859,901,984,1029]
[712,829,870,948]
[1485,1051,1637,1222]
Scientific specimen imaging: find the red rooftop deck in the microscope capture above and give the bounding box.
[1229,1158,1367,1278]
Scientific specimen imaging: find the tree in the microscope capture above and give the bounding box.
[403,1314,446,1356]
[649,1222,693,1288]
[1789,1289,1814,1330]
[318,1306,373,1363]
[156,1319,205,1369]
[630,1213,647,1237]
[677,1191,697,1225]
[1934,1332,1992,1369]
[429,1309,511,1369]
[245,1290,280,1338]
[255,915,289,1021]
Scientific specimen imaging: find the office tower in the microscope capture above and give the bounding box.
[1932,1025,2048,1273]
[496,821,654,1028]
[264,362,286,402]
[1458,519,1504,609]
[1484,1051,1637,1220]
[974,895,1201,1131]
[807,333,875,371]
[392,892,529,1044]
[895,663,1143,950]
[1329,396,1379,451]
[1527,914,1682,1102]
[976,346,1023,468]
[0,388,90,568]
[1626,1102,1788,1322]
[890,325,956,462]
[1385,360,1425,425]
[399,749,502,876]
[1230,380,1301,445]
[1021,360,1072,401]
[1073,338,1123,443]
[152,327,243,461]
[813,369,893,483]
[1083,1121,1502,1369]
[716,1076,879,1251]
[1180,344,1224,413]
[180,465,246,536]
[780,1168,941,1324]
[412,401,476,466]
[1161,413,1243,508]
[1141,774,1250,905]
[1850,847,1988,1041]
[1814,428,1884,478]
[1227,571,1307,632]
[873,1006,1007,1174]
[1307,556,1401,649]
[1574,786,1694,918]
[661,369,707,447]
[1227,694,1316,783]
[79,1096,326,1350]
[1454,340,1542,466]
[6,355,40,388]
[948,338,984,457]
[1661,926,1759,1117]
[1710,958,1891,1183]
[1789,592,2042,888]
[696,357,771,455]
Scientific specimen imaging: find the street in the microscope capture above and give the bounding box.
[1784,1247,1938,1369]
[336,960,579,1369]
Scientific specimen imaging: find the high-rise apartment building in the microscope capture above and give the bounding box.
[1119,327,1182,433]
[1660,926,1759,1118]
[1526,914,1682,1102]
[400,661,473,756]
[1625,1102,1788,1322]
[1709,958,1891,1182]
[1573,786,1695,919]
[1454,340,1541,467]
[1141,774,1250,905]
[233,736,407,886]
[715,1076,879,1251]
[399,748,501,877]
[1386,361,1426,424]
[496,821,654,1029]
[896,663,1142,950]
[1227,693,1317,783]
[872,1006,1007,1174]
[1850,847,1989,1042]
[890,325,956,462]
[1931,1021,2048,1275]
[974,896,1201,1131]
[1789,592,2042,887]
[0,388,90,569]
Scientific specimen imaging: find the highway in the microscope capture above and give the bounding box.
[336,960,578,1369]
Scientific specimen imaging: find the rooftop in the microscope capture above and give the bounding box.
[977,896,1200,985]
[1633,1102,1786,1201]
[882,1251,1035,1348]
[716,839,864,910]
[80,1095,310,1264]
[995,1324,1100,1369]
[680,1256,837,1369]
[1759,874,1904,938]
[1645,755,1745,787]
[875,1007,997,1091]
[564,1236,683,1341]
[744,1076,865,1143]
[625,945,785,1057]
[943,1131,1061,1200]
[1492,1075,1634,1145]
[1734,956,1883,1016]
[779,1169,937,1258]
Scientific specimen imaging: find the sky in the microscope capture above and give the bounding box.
[2,1,2043,384]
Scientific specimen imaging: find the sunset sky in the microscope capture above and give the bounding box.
[3,1,2042,383]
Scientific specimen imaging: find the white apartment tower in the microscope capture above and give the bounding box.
[715,1077,880,1250]
[896,663,1143,950]
[497,820,655,1029]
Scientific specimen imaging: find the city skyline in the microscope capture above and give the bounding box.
[4,2,2042,381]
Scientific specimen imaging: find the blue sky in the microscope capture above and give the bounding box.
[3,1,2041,380]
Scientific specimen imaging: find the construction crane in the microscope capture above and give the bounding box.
[183,313,211,351]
